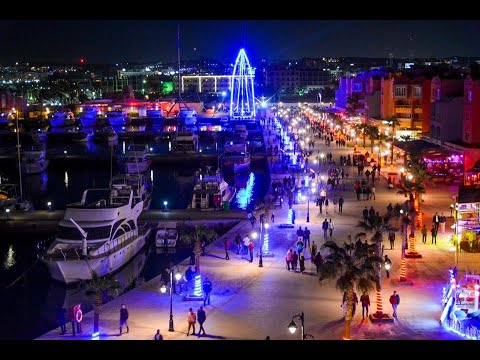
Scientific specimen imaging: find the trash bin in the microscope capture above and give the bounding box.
[223,201,230,211]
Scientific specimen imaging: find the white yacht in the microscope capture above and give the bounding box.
[21,148,49,175]
[41,188,151,284]
[107,110,128,127]
[174,131,199,153]
[93,126,118,142]
[80,106,105,127]
[124,144,148,158]
[49,111,75,128]
[191,167,236,210]
[117,154,151,174]
[110,173,152,210]
[221,142,251,174]
[155,222,178,248]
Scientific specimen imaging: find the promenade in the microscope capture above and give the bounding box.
[37,118,463,340]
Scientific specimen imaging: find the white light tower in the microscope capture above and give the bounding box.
[230,49,256,121]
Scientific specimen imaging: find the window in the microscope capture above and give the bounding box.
[394,86,407,97]
[435,88,440,101]
[57,225,112,240]
[413,86,422,97]
[468,90,472,103]
[353,83,362,92]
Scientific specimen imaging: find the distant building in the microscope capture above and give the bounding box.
[463,75,480,145]
[430,96,463,143]
[181,75,234,94]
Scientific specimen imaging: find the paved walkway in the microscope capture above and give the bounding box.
[37,118,463,340]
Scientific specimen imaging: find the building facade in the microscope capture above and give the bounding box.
[430,96,463,143]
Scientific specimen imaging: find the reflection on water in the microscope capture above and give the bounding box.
[3,245,15,270]
[235,172,255,210]
[23,172,48,195]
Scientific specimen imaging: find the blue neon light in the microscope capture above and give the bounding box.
[230,49,256,120]
[235,172,255,209]
[193,274,203,297]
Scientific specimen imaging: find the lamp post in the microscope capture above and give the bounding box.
[13,108,23,199]
[5,208,10,220]
[47,201,52,212]
[160,266,182,332]
[163,200,168,212]
[301,194,310,223]
[287,311,314,340]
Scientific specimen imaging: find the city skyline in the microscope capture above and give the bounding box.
[1,20,480,64]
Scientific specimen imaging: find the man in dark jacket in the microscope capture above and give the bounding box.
[203,278,213,306]
[119,304,129,335]
[322,218,329,238]
[338,196,344,213]
[197,306,207,336]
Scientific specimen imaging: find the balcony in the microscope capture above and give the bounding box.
[414,106,422,114]
[395,105,412,114]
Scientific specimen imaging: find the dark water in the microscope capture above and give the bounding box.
[0,137,269,339]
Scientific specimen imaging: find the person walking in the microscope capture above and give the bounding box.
[224,238,230,260]
[291,250,299,272]
[248,239,254,263]
[271,212,275,223]
[440,213,447,233]
[322,218,329,238]
[421,224,427,244]
[57,306,67,335]
[197,306,207,337]
[242,234,250,256]
[360,291,370,319]
[286,249,293,271]
[119,304,129,336]
[328,219,334,238]
[324,198,329,215]
[303,227,311,250]
[431,224,437,245]
[310,241,317,263]
[202,278,213,306]
[153,329,163,340]
[338,196,344,213]
[186,308,197,336]
[299,253,306,274]
[433,212,440,232]
[314,252,323,273]
[384,255,392,278]
[371,185,376,200]
[235,233,241,254]
[388,231,395,250]
[389,291,400,317]
[296,226,304,242]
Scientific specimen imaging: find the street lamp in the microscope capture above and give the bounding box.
[160,266,182,332]
[47,201,52,212]
[5,208,10,220]
[287,311,314,340]
[163,200,168,212]
[301,194,310,223]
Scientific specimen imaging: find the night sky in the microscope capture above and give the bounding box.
[1,20,480,64]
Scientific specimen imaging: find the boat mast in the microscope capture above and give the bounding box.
[15,109,23,198]
[177,23,181,100]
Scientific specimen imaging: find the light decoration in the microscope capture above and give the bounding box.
[375,290,383,316]
[399,259,407,281]
[193,274,203,297]
[235,172,255,209]
[230,49,255,120]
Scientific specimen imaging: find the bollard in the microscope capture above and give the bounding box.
[259,252,263,267]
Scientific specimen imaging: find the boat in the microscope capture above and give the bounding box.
[69,129,94,143]
[179,109,197,126]
[79,106,106,128]
[146,109,164,120]
[155,222,178,248]
[191,166,236,210]
[30,129,47,143]
[40,188,152,284]
[174,131,199,153]
[21,148,49,175]
[0,184,21,209]
[124,144,148,158]
[221,142,251,174]
[110,173,152,210]
[49,111,75,128]
[107,110,128,127]
[0,112,11,127]
[234,124,248,140]
[117,154,151,174]
[93,126,118,142]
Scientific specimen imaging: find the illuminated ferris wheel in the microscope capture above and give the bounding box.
[229,48,256,120]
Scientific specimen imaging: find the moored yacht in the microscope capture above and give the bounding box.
[117,154,151,174]
[174,131,199,153]
[221,142,251,174]
[155,222,178,248]
[190,166,236,210]
[79,106,105,127]
[21,148,49,175]
[107,110,128,127]
[93,126,118,142]
[110,173,152,209]
[49,111,75,128]
[40,188,151,284]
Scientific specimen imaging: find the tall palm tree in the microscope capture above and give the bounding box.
[355,123,369,149]
[318,239,379,339]
[365,124,379,155]
[346,94,361,118]
[356,215,397,318]
[83,271,121,334]
[386,116,401,164]
[178,223,217,275]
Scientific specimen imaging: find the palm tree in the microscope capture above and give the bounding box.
[255,195,276,223]
[178,223,217,275]
[356,215,397,318]
[318,238,379,339]
[355,123,369,149]
[385,116,401,165]
[346,94,361,118]
[364,124,379,155]
[83,271,121,334]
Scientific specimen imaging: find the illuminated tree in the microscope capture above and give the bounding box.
[385,116,401,165]
[356,216,397,318]
[319,238,378,339]
[83,271,121,334]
